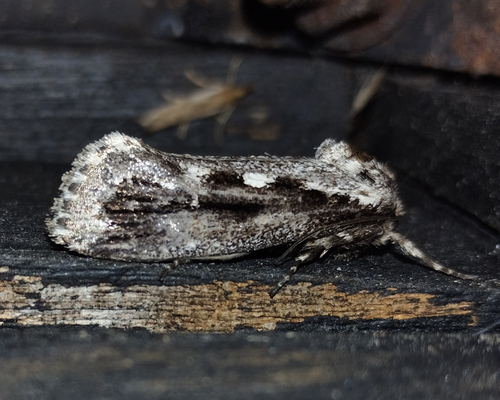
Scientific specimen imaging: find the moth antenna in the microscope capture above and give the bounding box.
[184,69,221,89]
[161,91,183,103]
[350,66,387,119]
[387,232,477,280]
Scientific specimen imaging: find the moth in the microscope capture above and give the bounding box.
[47,132,476,297]
[138,57,253,144]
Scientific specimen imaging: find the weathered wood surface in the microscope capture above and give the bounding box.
[0,328,499,400]
[1,37,498,234]
[0,42,352,163]
[1,0,500,78]
[0,6,499,399]
[352,70,500,232]
[1,161,498,333]
[0,39,497,334]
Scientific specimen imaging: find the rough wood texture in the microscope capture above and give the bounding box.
[0,328,498,400]
[352,70,500,232]
[0,276,473,333]
[2,39,498,235]
[0,42,351,163]
[1,5,499,398]
[1,162,498,333]
[3,0,500,78]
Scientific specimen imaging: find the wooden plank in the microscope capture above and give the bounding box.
[0,328,498,399]
[0,42,351,163]
[1,162,498,333]
[352,70,500,231]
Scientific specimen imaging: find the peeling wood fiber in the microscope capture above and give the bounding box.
[0,274,473,333]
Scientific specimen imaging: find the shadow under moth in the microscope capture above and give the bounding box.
[47,132,476,297]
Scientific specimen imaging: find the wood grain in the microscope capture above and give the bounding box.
[0,271,473,333]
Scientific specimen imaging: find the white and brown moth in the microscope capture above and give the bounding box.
[47,132,476,296]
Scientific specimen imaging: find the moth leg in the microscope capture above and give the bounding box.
[159,259,191,281]
[225,56,243,86]
[176,122,190,140]
[388,232,477,280]
[214,105,237,145]
[270,247,326,298]
[270,262,299,298]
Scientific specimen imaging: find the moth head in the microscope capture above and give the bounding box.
[315,139,375,171]
[315,138,404,217]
